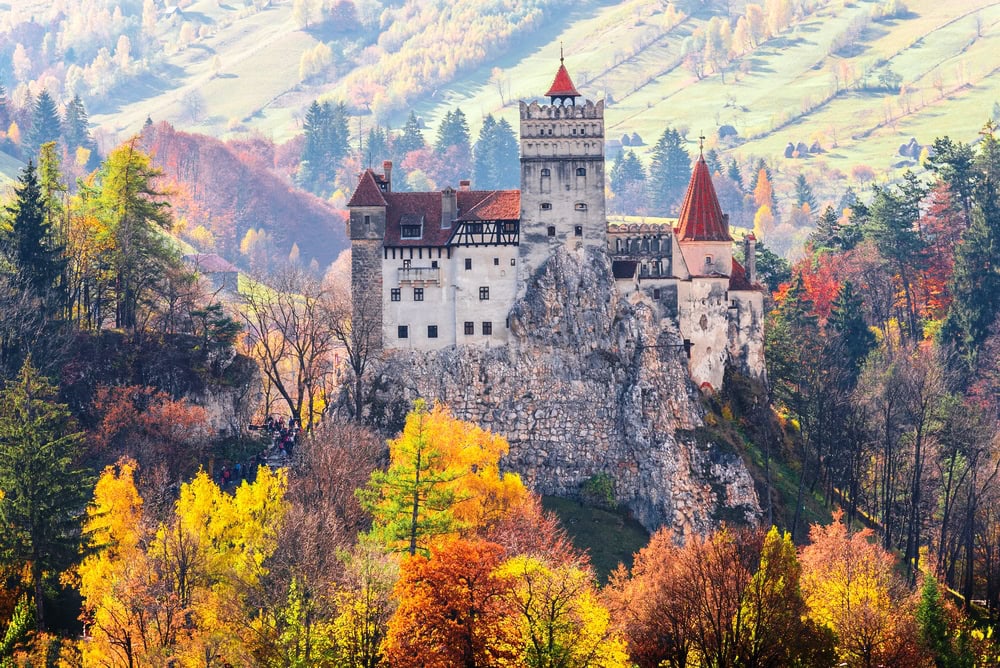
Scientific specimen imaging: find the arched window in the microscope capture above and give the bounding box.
[575,203,588,211]
[541,168,551,177]
[576,167,586,176]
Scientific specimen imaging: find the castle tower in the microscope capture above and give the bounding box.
[517,55,606,287]
[346,165,390,349]
[675,150,733,277]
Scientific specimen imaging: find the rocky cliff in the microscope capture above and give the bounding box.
[377,247,760,535]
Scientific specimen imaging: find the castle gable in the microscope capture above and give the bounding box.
[382,189,521,247]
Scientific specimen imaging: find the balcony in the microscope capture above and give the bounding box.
[398,266,441,286]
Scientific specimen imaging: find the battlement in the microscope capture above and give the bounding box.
[519,99,604,122]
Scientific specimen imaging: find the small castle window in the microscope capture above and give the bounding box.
[413,288,424,301]
[390,288,400,302]
[572,128,577,135]
[403,259,411,268]
[574,226,583,237]
[464,321,474,335]
[401,225,421,238]
[541,202,552,210]
[581,127,586,135]
[493,257,499,266]
[398,325,408,339]
[482,321,493,336]
[479,287,490,301]
[575,203,587,212]
[428,325,438,339]
[705,255,713,266]
[431,260,438,268]
[364,215,371,226]
[576,167,586,176]
[653,288,661,299]
[511,258,516,266]
[540,168,551,177]
[547,226,556,237]
[465,258,472,270]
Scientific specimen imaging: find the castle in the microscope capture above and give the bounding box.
[348,58,764,392]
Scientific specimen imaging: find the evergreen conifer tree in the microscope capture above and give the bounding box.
[828,280,875,386]
[648,127,690,215]
[0,357,91,631]
[794,173,818,211]
[705,148,722,176]
[365,125,390,167]
[26,90,62,156]
[299,100,350,195]
[396,111,425,157]
[2,160,64,300]
[472,115,518,189]
[435,108,471,155]
[810,205,841,251]
[493,118,518,189]
[62,94,99,168]
[727,158,744,191]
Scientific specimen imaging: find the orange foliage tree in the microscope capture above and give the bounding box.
[383,538,520,667]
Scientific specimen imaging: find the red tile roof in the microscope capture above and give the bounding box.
[381,189,519,246]
[546,62,580,98]
[347,169,388,207]
[457,190,520,221]
[729,258,763,291]
[676,158,732,242]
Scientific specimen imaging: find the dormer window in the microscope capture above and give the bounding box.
[401,225,422,239]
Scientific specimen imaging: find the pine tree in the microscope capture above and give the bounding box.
[395,111,425,157]
[648,127,690,215]
[0,357,91,632]
[828,280,875,387]
[704,148,722,176]
[2,159,64,299]
[473,114,498,188]
[365,125,390,167]
[435,108,470,156]
[62,94,99,168]
[810,205,841,251]
[727,158,744,191]
[26,90,62,156]
[838,185,859,213]
[795,173,818,211]
[610,150,645,196]
[493,118,519,189]
[298,100,350,195]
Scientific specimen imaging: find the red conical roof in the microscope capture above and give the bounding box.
[347,169,388,207]
[546,60,580,99]
[676,157,731,242]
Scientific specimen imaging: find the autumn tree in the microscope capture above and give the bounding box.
[383,539,520,667]
[240,266,340,429]
[359,400,528,555]
[501,555,628,667]
[0,358,91,632]
[800,510,923,667]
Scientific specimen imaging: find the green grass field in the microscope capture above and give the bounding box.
[542,495,650,582]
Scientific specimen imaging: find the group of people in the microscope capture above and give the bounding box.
[216,415,302,490]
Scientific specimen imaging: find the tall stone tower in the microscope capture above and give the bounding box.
[346,162,391,349]
[517,56,606,287]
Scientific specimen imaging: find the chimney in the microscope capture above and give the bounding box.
[441,187,457,229]
[459,179,471,192]
[382,160,393,192]
[745,232,757,286]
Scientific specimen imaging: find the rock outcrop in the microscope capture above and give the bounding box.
[377,247,760,536]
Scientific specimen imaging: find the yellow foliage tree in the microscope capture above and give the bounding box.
[753,204,775,240]
[499,556,629,668]
[359,399,529,555]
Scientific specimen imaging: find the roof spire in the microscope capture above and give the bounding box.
[676,158,732,243]
[546,48,580,104]
[560,42,564,64]
[698,133,705,159]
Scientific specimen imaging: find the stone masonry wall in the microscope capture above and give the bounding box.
[377,246,760,536]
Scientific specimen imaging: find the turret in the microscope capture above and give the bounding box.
[675,147,732,277]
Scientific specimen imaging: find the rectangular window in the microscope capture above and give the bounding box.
[547,226,556,237]
[390,288,400,302]
[468,222,484,234]
[428,325,438,338]
[510,258,516,266]
[401,225,422,238]
[482,321,493,336]
[413,287,424,301]
[653,288,661,299]
[403,259,411,268]
[398,325,408,339]
[465,258,472,270]
[464,321,474,335]
[493,257,499,266]
[541,202,552,210]
[574,225,583,237]
[363,214,371,226]
[479,287,490,300]
[431,260,438,268]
